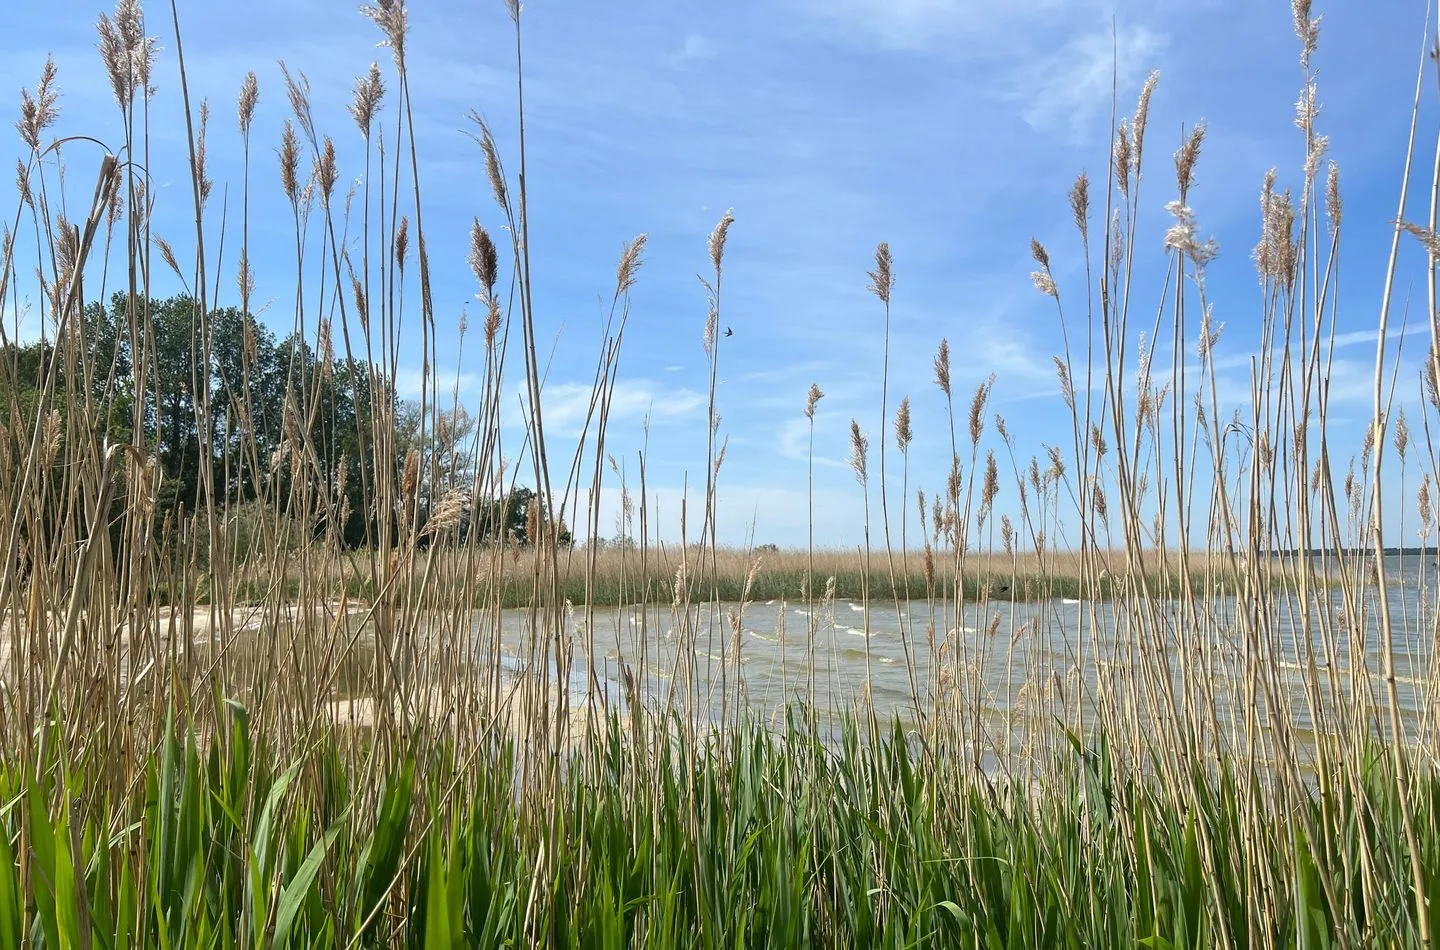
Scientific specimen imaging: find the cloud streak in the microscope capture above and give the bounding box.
[539,379,707,437]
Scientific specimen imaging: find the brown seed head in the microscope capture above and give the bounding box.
[17,57,61,152]
[805,383,823,420]
[279,120,300,204]
[969,376,994,447]
[361,0,409,69]
[1325,163,1341,230]
[867,241,893,304]
[1292,0,1320,67]
[350,275,368,331]
[238,71,259,136]
[895,396,912,452]
[981,450,999,512]
[1029,238,1050,270]
[107,176,124,229]
[426,488,472,536]
[848,420,868,485]
[238,251,255,304]
[14,162,31,208]
[704,299,719,356]
[1132,70,1159,166]
[333,454,350,501]
[350,63,385,139]
[42,410,61,467]
[1113,121,1132,198]
[279,62,315,145]
[1295,81,1319,134]
[672,562,687,607]
[1091,423,1107,459]
[1108,209,1125,275]
[0,227,12,304]
[318,319,334,380]
[1403,222,1440,261]
[153,233,182,279]
[401,448,420,498]
[1174,121,1206,198]
[469,218,499,294]
[1254,173,1297,288]
[1046,445,1066,483]
[195,100,214,207]
[709,209,735,275]
[467,114,509,211]
[395,216,410,273]
[1054,356,1073,409]
[1197,306,1224,360]
[316,137,337,205]
[1163,201,1219,267]
[97,0,156,108]
[933,338,951,397]
[615,233,647,300]
[1069,172,1090,241]
[484,300,502,348]
[55,215,77,290]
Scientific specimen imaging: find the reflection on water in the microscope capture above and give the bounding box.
[478,554,1439,755]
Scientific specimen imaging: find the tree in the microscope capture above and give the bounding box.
[471,486,571,547]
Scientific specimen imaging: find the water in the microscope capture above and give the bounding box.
[477,554,1439,754]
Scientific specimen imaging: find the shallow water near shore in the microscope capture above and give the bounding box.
[479,554,1438,756]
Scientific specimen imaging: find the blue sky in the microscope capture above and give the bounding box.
[1,0,1437,549]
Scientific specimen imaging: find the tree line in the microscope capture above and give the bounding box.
[0,293,565,550]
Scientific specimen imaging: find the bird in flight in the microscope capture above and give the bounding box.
[725,327,734,337]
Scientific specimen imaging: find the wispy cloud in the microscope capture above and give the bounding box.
[540,379,706,436]
[395,368,482,401]
[790,0,1166,140]
[1004,24,1168,140]
[666,33,720,68]
[789,0,1067,51]
[775,413,848,469]
[1329,324,1431,350]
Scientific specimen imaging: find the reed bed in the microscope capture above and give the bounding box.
[224,544,1303,608]
[0,0,1437,946]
